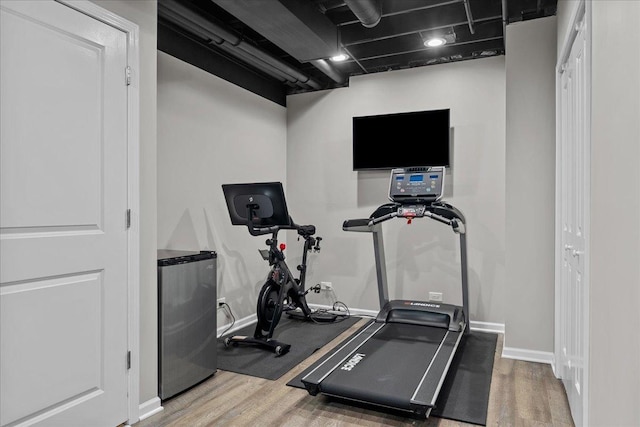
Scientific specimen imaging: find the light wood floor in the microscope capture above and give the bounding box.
[135,319,574,427]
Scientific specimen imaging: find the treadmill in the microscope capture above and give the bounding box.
[301,166,468,418]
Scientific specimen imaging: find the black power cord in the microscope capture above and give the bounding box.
[309,300,351,324]
[218,302,236,339]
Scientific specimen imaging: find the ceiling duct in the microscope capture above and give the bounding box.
[212,0,346,84]
[344,0,382,28]
[159,0,322,90]
[309,59,346,84]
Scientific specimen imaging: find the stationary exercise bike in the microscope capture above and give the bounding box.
[222,182,338,356]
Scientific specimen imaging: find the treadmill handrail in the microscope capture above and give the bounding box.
[423,211,466,234]
[343,204,465,234]
[369,211,398,226]
[341,200,469,326]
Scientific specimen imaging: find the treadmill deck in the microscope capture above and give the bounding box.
[302,320,464,417]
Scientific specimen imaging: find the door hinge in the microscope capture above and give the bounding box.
[125,66,131,86]
[127,351,131,370]
[126,209,131,229]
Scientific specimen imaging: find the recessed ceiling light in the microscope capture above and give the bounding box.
[424,37,446,47]
[330,53,349,62]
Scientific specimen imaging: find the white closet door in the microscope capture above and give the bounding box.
[557,8,589,427]
[0,1,129,425]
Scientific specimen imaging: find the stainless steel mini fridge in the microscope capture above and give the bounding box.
[157,250,217,400]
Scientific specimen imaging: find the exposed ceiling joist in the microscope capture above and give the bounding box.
[158,0,557,102]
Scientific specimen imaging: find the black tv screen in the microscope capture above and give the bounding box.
[352,109,450,170]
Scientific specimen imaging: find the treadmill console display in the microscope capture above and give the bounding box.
[388,167,444,202]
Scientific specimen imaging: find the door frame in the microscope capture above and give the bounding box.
[555,0,590,425]
[57,0,141,423]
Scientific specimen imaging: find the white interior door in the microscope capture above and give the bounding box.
[557,6,589,426]
[0,1,129,425]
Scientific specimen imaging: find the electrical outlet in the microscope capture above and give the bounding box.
[428,292,443,302]
[320,281,333,291]
[217,297,226,307]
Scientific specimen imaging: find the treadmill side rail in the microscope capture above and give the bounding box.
[410,325,465,409]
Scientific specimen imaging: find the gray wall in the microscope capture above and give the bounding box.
[589,1,640,424]
[504,16,557,352]
[157,52,287,324]
[286,57,506,325]
[90,0,158,405]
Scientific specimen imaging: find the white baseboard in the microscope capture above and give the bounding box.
[310,304,506,334]
[217,306,364,337]
[308,304,378,319]
[138,397,163,421]
[469,320,505,334]
[502,346,554,365]
[218,306,504,333]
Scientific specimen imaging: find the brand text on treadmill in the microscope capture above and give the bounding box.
[341,353,366,371]
[406,301,441,309]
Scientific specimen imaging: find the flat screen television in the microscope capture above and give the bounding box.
[352,109,450,170]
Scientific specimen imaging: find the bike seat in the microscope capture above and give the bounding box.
[297,225,316,236]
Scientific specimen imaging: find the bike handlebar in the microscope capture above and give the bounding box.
[244,204,318,237]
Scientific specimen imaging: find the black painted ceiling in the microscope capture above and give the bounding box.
[158,0,557,105]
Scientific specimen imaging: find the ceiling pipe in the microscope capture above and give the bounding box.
[159,0,322,90]
[159,4,295,84]
[161,0,321,89]
[215,41,298,84]
[344,0,382,28]
[462,0,475,35]
[159,5,219,42]
[162,2,345,87]
[501,0,508,42]
[234,43,322,90]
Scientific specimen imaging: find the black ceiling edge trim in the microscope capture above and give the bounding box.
[158,21,287,107]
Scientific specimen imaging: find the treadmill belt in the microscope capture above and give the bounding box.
[319,323,446,411]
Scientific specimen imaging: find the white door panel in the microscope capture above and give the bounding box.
[1,273,103,423]
[0,1,129,426]
[558,7,588,426]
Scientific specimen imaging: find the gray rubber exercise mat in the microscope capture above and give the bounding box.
[217,315,360,380]
[287,327,498,426]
